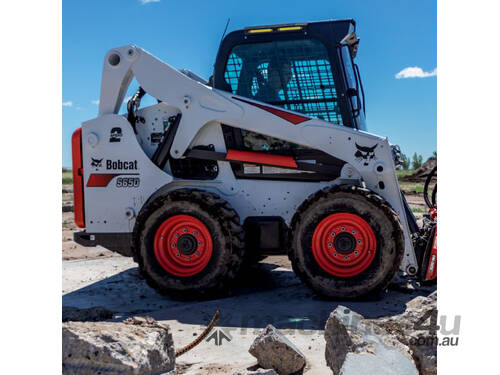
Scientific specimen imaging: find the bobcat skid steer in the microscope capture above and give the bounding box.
[72,19,437,300]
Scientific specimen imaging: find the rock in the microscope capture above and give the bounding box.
[233,369,278,375]
[249,325,306,375]
[62,317,175,375]
[374,291,437,375]
[62,306,115,322]
[324,306,418,375]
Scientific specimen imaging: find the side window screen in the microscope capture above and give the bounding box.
[224,39,343,125]
[224,53,243,93]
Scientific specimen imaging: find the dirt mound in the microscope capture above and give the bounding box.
[401,157,436,181]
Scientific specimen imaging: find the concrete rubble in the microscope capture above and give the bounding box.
[62,316,175,375]
[249,324,306,375]
[374,291,437,375]
[324,305,419,375]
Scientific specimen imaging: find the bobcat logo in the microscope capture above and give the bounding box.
[355,143,377,166]
[91,158,103,168]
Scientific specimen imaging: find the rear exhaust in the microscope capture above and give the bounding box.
[71,128,85,228]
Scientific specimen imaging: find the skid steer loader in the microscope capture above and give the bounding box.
[71,19,437,299]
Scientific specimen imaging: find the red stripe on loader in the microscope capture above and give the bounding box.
[86,173,122,187]
[226,149,298,168]
[233,97,310,125]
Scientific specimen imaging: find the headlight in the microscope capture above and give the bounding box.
[391,144,402,168]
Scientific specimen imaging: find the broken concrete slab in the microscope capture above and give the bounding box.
[62,317,175,375]
[374,291,437,375]
[324,306,418,375]
[249,324,306,375]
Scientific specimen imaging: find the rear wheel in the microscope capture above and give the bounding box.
[133,189,245,300]
[289,185,404,299]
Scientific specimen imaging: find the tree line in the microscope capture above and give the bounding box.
[400,151,436,170]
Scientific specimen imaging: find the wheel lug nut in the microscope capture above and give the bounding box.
[344,256,349,260]
[354,251,359,255]
[183,228,187,232]
[175,233,179,238]
[176,253,180,257]
[341,227,345,231]
[195,251,200,256]
[193,232,198,236]
[171,243,176,248]
[331,232,336,237]
[328,243,332,248]
[198,241,202,245]
[358,240,361,244]
[333,253,338,257]
[352,230,356,234]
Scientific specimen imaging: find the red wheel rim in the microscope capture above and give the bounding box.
[312,213,377,277]
[154,215,213,277]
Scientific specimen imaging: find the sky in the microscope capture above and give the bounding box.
[62,0,436,167]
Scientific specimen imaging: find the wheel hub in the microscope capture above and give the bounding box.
[154,215,213,277]
[333,233,356,254]
[177,234,198,255]
[312,212,377,277]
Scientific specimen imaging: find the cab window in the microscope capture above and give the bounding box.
[224,39,343,125]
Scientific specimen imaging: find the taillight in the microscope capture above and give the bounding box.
[71,128,85,228]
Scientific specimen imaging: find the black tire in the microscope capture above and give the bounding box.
[132,189,245,300]
[289,185,404,299]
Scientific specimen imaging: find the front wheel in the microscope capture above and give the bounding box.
[289,185,404,299]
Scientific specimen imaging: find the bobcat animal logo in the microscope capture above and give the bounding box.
[91,158,103,168]
[205,328,233,346]
[355,143,378,166]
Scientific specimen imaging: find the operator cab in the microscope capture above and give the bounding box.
[213,19,366,130]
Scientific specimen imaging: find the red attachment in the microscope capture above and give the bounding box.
[312,213,377,277]
[154,215,213,277]
[226,149,298,168]
[424,206,437,281]
[425,227,437,281]
[429,207,437,221]
[71,128,85,228]
[233,97,310,125]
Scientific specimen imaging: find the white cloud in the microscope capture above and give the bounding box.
[395,66,437,79]
[139,0,160,4]
[62,101,73,107]
[91,100,99,105]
